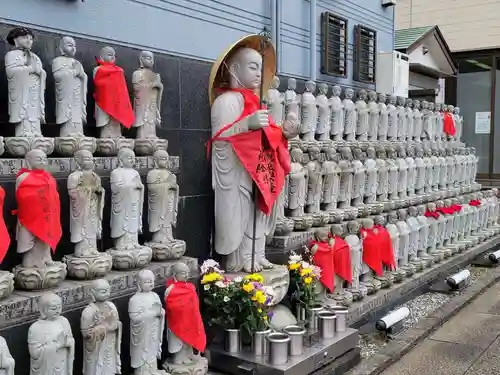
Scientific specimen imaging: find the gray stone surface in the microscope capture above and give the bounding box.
[463,337,500,375]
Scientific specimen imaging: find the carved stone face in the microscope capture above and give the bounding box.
[315,228,330,242]
[325,147,336,161]
[447,105,454,112]
[406,99,413,107]
[331,224,344,237]
[15,34,34,50]
[92,279,111,302]
[138,270,155,292]
[60,36,76,57]
[318,83,328,95]
[26,150,48,170]
[396,146,407,158]
[118,149,135,168]
[422,101,428,109]
[353,148,363,160]
[305,80,316,93]
[361,218,373,229]
[376,147,386,158]
[290,148,303,163]
[287,78,296,90]
[139,51,154,69]
[408,206,418,217]
[454,107,460,115]
[228,48,262,90]
[428,103,435,111]
[100,46,116,63]
[414,100,420,109]
[271,76,280,89]
[435,103,442,111]
[374,215,385,225]
[366,147,376,159]
[341,147,353,160]
[345,89,354,99]
[333,85,341,96]
[417,205,426,215]
[389,95,397,105]
[76,150,94,171]
[173,263,189,282]
[378,93,386,103]
[388,212,398,224]
[367,91,377,101]
[40,294,62,320]
[358,90,367,101]
[397,209,408,220]
[397,97,406,106]
[309,147,320,160]
[436,200,444,208]
[153,150,169,169]
[347,220,360,234]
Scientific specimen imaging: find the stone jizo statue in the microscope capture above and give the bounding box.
[5,27,46,137]
[343,89,357,141]
[355,90,369,141]
[53,36,87,137]
[329,85,344,141]
[367,91,379,141]
[267,76,285,125]
[378,93,388,141]
[81,279,122,375]
[387,95,397,141]
[132,51,163,139]
[316,83,331,141]
[300,80,318,141]
[0,336,14,375]
[146,150,186,260]
[285,78,300,122]
[129,270,167,375]
[28,293,74,375]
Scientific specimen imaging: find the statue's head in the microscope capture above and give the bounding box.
[59,36,76,57]
[117,148,135,168]
[345,88,354,99]
[99,46,116,63]
[406,98,413,107]
[417,204,426,215]
[331,224,344,237]
[435,103,442,111]
[422,100,429,109]
[408,206,418,217]
[226,47,263,90]
[378,93,387,103]
[389,95,397,105]
[347,220,360,234]
[492,188,499,197]
[454,107,460,115]
[397,208,408,221]
[428,202,437,212]
[396,145,407,158]
[314,227,330,242]
[361,218,373,229]
[290,147,303,162]
[139,50,154,69]
[436,200,444,208]
[305,80,316,93]
[271,75,280,89]
[75,149,94,171]
[308,145,320,160]
[387,211,398,224]
[26,149,48,170]
[414,100,420,109]
[324,145,337,161]
[376,145,386,158]
[358,89,367,101]
[39,293,62,321]
[397,96,406,106]
[287,78,296,90]
[153,149,169,169]
[353,147,364,160]
[368,90,377,101]
[91,279,111,302]
[340,146,353,160]
[173,262,190,282]
[318,83,328,95]
[7,27,34,50]
[447,105,454,112]
[333,85,342,96]
[137,269,155,292]
[428,102,435,111]
[366,147,376,159]
[374,215,385,226]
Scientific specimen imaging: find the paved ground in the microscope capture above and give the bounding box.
[379,281,500,375]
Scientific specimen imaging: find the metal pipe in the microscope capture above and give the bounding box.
[276,0,282,72]
[271,0,278,52]
[310,0,317,80]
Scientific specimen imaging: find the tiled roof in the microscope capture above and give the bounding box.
[395,26,435,50]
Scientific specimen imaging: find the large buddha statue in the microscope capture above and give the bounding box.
[208,35,299,272]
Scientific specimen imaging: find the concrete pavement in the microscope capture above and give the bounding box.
[379,281,500,375]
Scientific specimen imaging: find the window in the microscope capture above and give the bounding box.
[354,25,377,83]
[321,12,348,77]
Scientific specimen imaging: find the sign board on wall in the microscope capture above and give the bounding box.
[475,111,491,134]
[435,78,445,104]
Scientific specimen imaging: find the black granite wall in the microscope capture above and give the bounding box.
[0,22,214,269]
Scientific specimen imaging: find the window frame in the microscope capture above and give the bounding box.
[353,24,377,84]
[321,11,348,78]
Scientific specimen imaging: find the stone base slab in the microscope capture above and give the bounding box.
[63,252,113,280]
[13,262,67,291]
[164,356,208,375]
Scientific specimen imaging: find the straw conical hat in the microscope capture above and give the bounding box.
[208,34,276,106]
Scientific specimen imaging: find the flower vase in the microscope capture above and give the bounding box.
[252,329,271,356]
[224,328,241,353]
[307,304,324,331]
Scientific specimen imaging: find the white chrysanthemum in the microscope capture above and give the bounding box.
[223,296,230,302]
[301,261,312,269]
[200,259,223,274]
[203,284,210,291]
[215,281,227,288]
[289,252,302,263]
[233,276,243,283]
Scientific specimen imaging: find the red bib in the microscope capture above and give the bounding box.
[332,236,352,283]
[425,210,439,219]
[469,200,481,207]
[165,281,206,353]
[208,89,290,215]
[360,228,383,276]
[374,225,396,270]
[0,187,9,263]
[451,204,463,212]
[311,241,334,292]
[443,112,456,136]
[94,59,135,128]
[14,169,62,252]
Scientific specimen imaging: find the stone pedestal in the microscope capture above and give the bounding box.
[13,262,67,290]
[4,137,55,157]
[54,137,96,156]
[108,246,153,270]
[163,357,208,375]
[291,216,313,231]
[63,252,113,280]
[134,138,168,156]
[96,138,135,156]
[146,239,187,261]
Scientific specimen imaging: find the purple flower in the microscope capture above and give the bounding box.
[265,297,271,305]
[267,312,274,319]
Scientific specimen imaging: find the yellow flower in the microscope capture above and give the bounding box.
[201,272,222,284]
[288,263,300,271]
[304,277,313,284]
[258,308,263,313]
[242,282,254,293]
[300,268,313,277]
[263,315,268,320]
[245,273,264,283]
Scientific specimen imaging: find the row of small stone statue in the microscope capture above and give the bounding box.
[4,27,165,156]
[0,266,207,375]
[6,148,185,291]
[322,189,499,306]
[275,142,479,233]
[267,76,463,144]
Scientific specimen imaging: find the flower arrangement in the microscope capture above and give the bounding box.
[287,250,321,315]
[200,260,274,334]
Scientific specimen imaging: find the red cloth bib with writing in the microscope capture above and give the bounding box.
[208,89,290,215]
[94,59,135,128]
[311,240,334,292]
[14,169,61,252]
[374,225,396,270]
[165,280,207,353]
[332,236,352,283]
[0,187,9,263]
[443,112,456,136]
[360,228,384,276]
